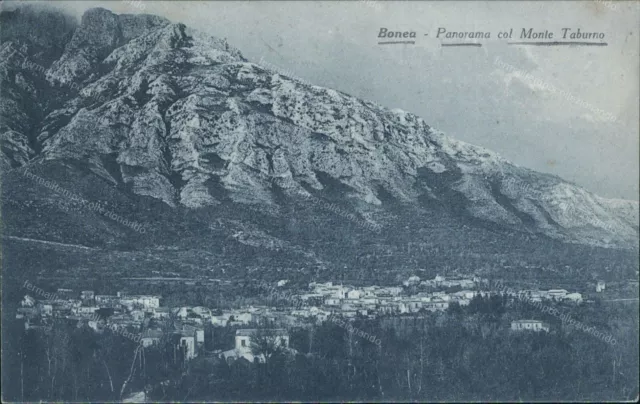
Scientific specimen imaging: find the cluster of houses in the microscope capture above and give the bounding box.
[301,280,467,316]
[18,289,162,325]
[294,275,583,317]
[403,274,479,289]
[504,288,584,303]
[175,304,319,328]
[16,274,587,362]
[17,289,205,361]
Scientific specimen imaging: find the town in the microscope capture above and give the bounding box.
[16,273,595,363]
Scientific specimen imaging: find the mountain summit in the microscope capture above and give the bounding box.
[1,7,637,281]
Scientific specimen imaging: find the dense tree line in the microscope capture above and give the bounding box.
[156,304,637,402]
[1,316,194,402]
[4,296,636,401]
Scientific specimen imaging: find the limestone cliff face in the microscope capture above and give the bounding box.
[1,7,637,249]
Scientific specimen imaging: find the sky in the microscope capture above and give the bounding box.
[7,0,639,200]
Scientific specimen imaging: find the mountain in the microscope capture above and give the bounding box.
[1,6,638,283]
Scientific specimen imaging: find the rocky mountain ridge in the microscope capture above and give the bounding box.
[1,6,638,259]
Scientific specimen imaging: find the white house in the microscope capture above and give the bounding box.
[236,329,289,350]
[38,303,54,316]
[310,281,332,289]
[130,310,146,322]
[324,297,341,306]
[424,299,449,311]
[596,281,606,292]
[432,292,451,301]
[378,302,397,315]
[211,314,231,326]
[152,307,171,319]
[230,312,252,325]
[329,286,350,299]
[511,319,550,332]
[191,306,211,317]
[291,309,312,317]
[75,306,98,315]
[564,293,583,303]
[119,295,160,309]
[81,291,95,300]
[456,290,476,299]
[225,328,290,362]
[130,295,160,309]
[376,287,402,297]
[547,289,568,300]
[347,289,362,299]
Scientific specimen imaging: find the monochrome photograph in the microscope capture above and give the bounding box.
[1,0,638,402]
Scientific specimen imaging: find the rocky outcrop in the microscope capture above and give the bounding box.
[1,6,637,249]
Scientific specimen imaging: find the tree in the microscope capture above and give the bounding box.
[250,329,288,363]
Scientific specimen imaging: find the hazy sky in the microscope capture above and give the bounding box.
[10,1,640,200]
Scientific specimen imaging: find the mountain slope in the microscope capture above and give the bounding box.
[1,6,638,282]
